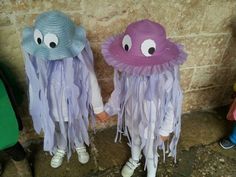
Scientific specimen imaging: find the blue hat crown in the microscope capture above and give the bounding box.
[22,10,86,60]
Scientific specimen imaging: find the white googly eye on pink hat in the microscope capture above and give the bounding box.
[122,34,132,51]
[141,39,156,57]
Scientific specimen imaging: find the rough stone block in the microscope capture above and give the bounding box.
[183,87,224,112]
[222,37,236,67]
[190,66,229,89]
[0,14,13,27]
[180,68,194,91]
[175,34,229,68]
[0,0,12,12]
[98,78,114,102]
[91,42,114,80]
[15,13,39,32]
[78,2,149,42]
[202,0,236,33]
[173,0,206,35]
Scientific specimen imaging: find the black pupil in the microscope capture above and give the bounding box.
[124,44,129,51]
[50,42,56,48]
[37,38,41,44]
[148,47,155,55]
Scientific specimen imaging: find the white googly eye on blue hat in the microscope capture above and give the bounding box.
[141,39,156,57]
[122,34,132,51]
[34,29,43,45]
[44,33,58,49]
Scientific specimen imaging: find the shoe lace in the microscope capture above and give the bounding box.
[76,147,87,154]
[126,158,140,170]
[54,150,65,159]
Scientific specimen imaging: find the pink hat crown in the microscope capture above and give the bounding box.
[102,19,187,76]
[122,19,168,57]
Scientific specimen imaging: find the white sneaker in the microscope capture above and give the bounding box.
[76,147,89,164]
[121,158,140,177]
[50,149,66,168]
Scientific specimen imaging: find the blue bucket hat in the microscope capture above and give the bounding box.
[22,10,86,60]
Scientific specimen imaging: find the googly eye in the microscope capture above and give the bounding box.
[34,29,43,45]
[122,34,132,51]
[44,33,58,49]
[141,39,156,57]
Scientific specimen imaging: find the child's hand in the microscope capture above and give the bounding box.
[96,111,110,123]
[160,135,169,142]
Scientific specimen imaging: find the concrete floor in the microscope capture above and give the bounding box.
[1,107,236,177]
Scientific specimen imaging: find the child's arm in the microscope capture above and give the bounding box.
[104,70,121,116]
[82,40,109,122]
[89,70,104,114]
[96,75,120,122]
[104,90,120,116]
[89,70,110,122]
[159,102,174,141]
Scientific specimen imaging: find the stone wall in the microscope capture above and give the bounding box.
[1,0,236,141]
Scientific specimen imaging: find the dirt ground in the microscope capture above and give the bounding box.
[1,107,236,177]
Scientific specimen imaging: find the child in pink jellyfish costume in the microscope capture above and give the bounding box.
[101,19,187,177]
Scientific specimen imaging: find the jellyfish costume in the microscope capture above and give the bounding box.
[22,11,103,159]
[102,20,187,176]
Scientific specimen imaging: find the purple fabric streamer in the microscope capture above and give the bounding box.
[24,41,95,159]
[105,66,183,167]
[102,19,187,169]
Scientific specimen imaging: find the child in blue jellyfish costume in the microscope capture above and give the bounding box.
[22,11,107,168]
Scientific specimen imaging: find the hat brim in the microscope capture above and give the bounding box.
[21,26,86,60]
[102,35,187,76]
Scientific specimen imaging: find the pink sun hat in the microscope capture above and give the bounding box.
[102,19,187,75]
